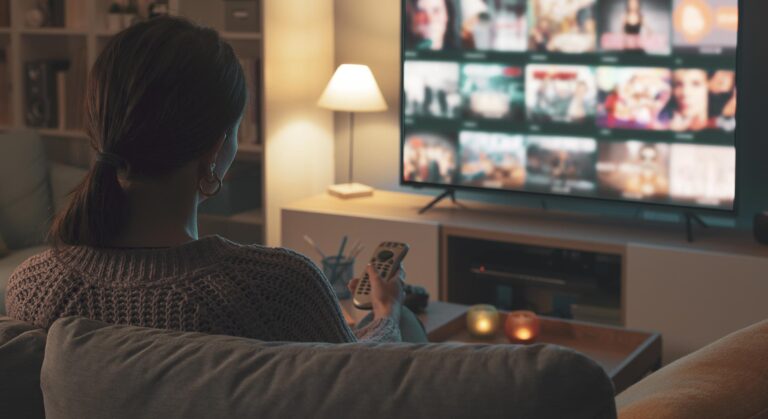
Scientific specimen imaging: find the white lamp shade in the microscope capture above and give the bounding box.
[317,64,388,112]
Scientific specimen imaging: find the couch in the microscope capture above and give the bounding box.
[0,130,87,314]
[2,316,617,419]
[2,316,768,419]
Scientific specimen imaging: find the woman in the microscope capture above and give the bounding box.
[6,17,421,344]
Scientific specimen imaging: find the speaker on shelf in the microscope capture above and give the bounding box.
[24,60,67,128]
[753,212,768,245]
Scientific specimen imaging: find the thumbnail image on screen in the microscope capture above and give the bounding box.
[663,68,736,132]
[461,0,528,51]
[525,136,598,194]
[404,0,462,51]
[403,132,459,185]
[526,65,597,125]
[404,61,461,119]
[461,64,525,120]
[597,140,671,201]
[669,143,735,207]
[599,0,672,55]
[459,131,527,188]
[673,0,738,54]
[528,0,597,53]
[401,0,738,211]
[596,66,672,131]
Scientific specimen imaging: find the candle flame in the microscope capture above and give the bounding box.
[515,328,532,341]
[476,318,492,333]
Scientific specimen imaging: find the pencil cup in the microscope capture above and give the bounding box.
[322,256,354,299]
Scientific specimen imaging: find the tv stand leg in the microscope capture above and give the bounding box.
[419,189,459,215]
[684,212,708,243]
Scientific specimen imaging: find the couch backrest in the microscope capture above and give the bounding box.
[41,317,617,419]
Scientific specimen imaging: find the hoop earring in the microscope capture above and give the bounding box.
[199,165,222,197]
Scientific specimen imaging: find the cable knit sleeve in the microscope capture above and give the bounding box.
[219,246,401,343]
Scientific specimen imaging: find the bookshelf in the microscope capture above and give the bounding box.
[0,0,265,244]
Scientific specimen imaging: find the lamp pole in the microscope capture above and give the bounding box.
[349,112,355,185]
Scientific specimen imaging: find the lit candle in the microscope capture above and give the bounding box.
[466,305,500,338]
[504,310,540,343]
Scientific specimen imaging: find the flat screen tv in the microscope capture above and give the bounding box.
[400,0,739,211]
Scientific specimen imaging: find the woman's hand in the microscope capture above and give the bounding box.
[347,265,405,321]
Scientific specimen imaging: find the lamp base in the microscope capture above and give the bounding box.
[327,183,374,199]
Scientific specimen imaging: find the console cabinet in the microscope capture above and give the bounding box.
[282,190,768,363]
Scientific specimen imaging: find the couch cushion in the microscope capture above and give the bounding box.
[617,318,768,419]
[0,130,52,249]
[43,317,617,419]
[0,317,47,419]
[0,246,47,315]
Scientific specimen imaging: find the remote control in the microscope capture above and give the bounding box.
[353,241,410,310]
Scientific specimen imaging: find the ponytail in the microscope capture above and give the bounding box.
[50,155,129,246]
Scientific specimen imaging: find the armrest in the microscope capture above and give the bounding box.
[617,319,768,419]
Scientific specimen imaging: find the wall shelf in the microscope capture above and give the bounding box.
[19,28,88,36]
[221,32,262,41]
[0,0,265,245]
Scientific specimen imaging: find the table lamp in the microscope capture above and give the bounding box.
[318,64,388,199]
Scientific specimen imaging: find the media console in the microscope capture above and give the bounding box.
[282,190,768,363]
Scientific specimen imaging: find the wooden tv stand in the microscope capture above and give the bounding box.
[282,190,768,363]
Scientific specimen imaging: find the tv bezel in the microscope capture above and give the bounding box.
[397,0,742,215]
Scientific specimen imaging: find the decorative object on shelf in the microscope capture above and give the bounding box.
[148,1,169,19]
[318,64,388,199]
[466,304,500,337]
[224,0,260,32]
[24,4,47,28]
[107,3,123,31]
[753,212,768,245]
[123,2,139,28]
[504,310,541,343]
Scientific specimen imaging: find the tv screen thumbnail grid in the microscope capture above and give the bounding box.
[401,0,737,210]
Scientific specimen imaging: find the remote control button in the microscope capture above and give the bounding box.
[377,250,394,261]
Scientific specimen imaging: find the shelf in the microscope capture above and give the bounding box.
[236,143,263,162]
[0,28,10,34]
[19,28,88,36]
[221,32,262,41]
[36,128,88,139]
[95,28,122,37]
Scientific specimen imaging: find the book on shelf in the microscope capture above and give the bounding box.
[64,48,87,130]
[0,49,9,126]
[0,0,9,27]
[237,58,261,147]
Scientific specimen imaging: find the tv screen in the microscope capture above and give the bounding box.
[401,0,738,211]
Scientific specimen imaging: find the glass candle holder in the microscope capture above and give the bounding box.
[322,256,354,299]
[466,305,500,338]
[504,310,541,343]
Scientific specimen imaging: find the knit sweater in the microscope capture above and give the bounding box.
[5,236,400,343]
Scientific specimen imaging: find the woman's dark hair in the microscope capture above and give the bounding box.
[50,16,247,246]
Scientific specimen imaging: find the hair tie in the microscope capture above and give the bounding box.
[96,152,128,171]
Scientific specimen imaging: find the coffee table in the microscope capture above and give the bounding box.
[340,300,661,394]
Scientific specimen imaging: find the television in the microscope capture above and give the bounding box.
[400,0,739,211]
